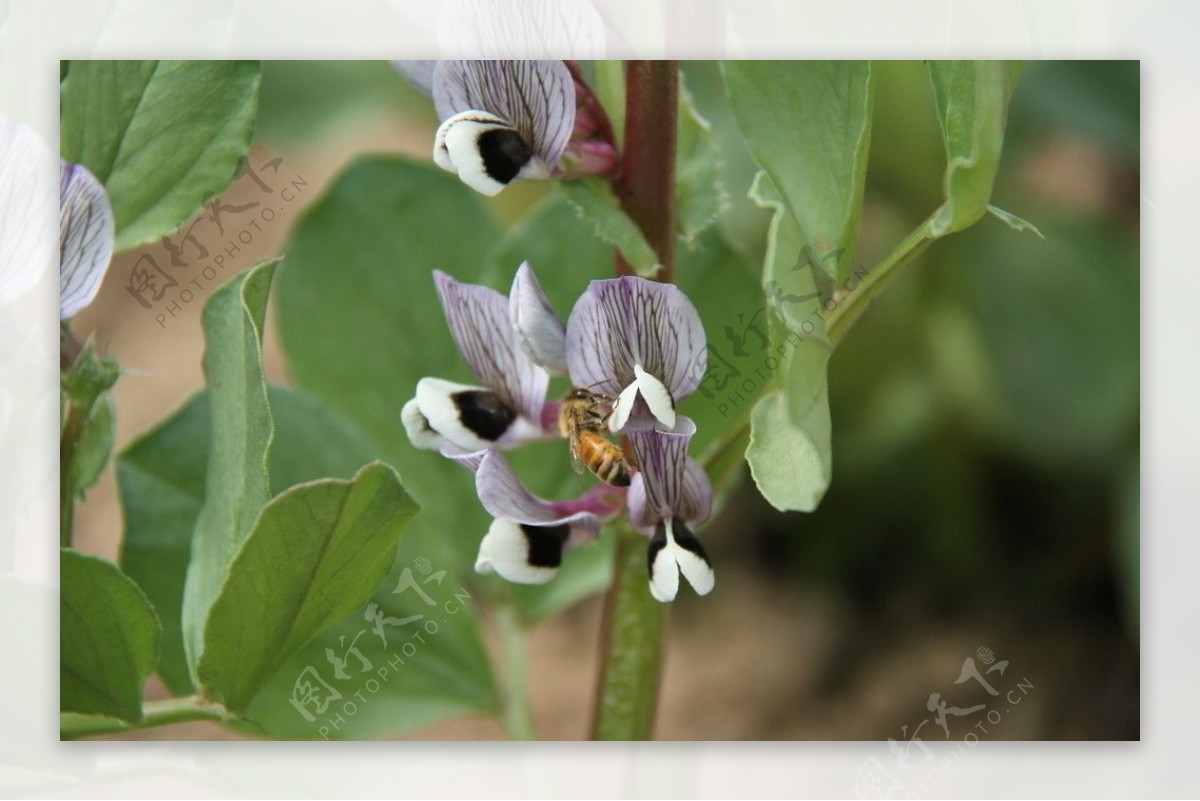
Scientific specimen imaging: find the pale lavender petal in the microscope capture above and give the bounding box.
[433,270,548,423]
[475,449,598,531]
[59,160,114,319]
[565,276,707,399]
[510,261,566,375]
[432,60,575,168]
[626,416,696,524]
[392,60,437,99]
[680,457,712,527]
[441,444,487,471]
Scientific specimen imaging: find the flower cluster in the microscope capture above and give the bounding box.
[394,60,617,196]
[402,264,715,602]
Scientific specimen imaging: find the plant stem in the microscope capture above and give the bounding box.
[590,61,680,741]
[591,524,667,740]
[612,60,678,282]
[60,696,235,739]
[826,216,936,345]
[59,401,86,549]
[496,604,536,740]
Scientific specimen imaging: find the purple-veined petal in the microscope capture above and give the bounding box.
[647,518,714,602]
[432,60,575,169]
[679,457,713,528]
[392,60,437,99]
[0,119,54,308]
[441,443,487,471]
[510,261,567,375]
[626,416,696,524]
[413,376,545,452]
[565,276,707,402]
[59,160,114,319]
[475,449,600,536]
[433,270,549,423]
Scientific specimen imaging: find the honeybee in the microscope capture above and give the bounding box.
[558,386,633,487]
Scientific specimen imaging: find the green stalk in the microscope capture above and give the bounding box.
[826,216,936,345]
[60,696,236,739]
[590,60,680,740]
[591,524,667,740]
[496,604,537,740]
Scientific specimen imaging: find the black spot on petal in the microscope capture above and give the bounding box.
[520,523,570,568]
[670,518,711,567]
[452,390,516,441]
[647,521,669,578]
[478,128,532,185]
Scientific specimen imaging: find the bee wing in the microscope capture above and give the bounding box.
[568,432,586,475]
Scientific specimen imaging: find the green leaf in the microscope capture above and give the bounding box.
[274,157,503,734]
[68,392,114,497]
[927,60,1019,237]
[60,60,261,251]
[198,462,419,712]
[60,549,161,723]
[746,338,833,513]
[675,74,728,248]
[180,259,276,679]
[987,204,1044,238]
[559,178,659,275]
[118,386,381,696]
[721,60,874,283]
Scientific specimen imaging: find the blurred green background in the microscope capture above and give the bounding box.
[227,60,1141,738]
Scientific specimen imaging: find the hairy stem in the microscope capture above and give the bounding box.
[612,60,678,282]
[496,604,536,740]
[60,696,236,739]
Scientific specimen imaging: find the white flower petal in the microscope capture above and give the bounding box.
[634,363,675,430]
[475,518,566,585]
[59,160,114,319]
[510,261,567,375]
[646,519,714,603]
[415,377,517,452]
[607,380,639,433]
[401,397,445,450]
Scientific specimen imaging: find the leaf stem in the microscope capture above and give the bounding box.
[826,215,936,345]
[591,524,667,740]
[60,695,236,739]
[495,604,537,740]
[612,60,678,282]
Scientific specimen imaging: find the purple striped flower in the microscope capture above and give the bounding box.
[401,266,557,454]
[394,59,617,196]
[59,160,114,319]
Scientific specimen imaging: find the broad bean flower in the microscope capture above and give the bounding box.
[59,160,114,319]
[402,264,715,601]
[395,59,617,196]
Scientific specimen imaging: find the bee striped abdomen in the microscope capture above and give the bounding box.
[579,431,632,487]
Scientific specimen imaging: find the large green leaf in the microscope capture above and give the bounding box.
[60,550,160,723]
[721,60,874,283]
[273,157,504,734]
[60,60,261,251]
[198,462,419,712]
[118,386,382,696]
[927,60,1021,236]
[180,259,276,679]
